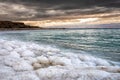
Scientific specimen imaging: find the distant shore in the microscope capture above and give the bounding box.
[0,21,120,31]
[1,28,120,31]
[0,21,67,31]
[0,28,68,31]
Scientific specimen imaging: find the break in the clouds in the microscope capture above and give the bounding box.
[0,0,120,20]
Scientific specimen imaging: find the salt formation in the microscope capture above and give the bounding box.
[0,39,120,80]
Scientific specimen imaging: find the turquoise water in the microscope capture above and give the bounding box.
[0,29,120,62]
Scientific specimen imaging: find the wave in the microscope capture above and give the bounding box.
[0,39,120,80]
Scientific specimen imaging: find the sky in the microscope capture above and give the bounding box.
[0,0,120,28]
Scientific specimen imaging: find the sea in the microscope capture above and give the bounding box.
[0,28,120,63]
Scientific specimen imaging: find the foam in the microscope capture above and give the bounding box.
[0,39,120,80]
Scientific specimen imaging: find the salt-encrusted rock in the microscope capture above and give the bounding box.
[33,62,42,70]
[78,54,95,61]
[14,48,25,53]
[9,51,20,58]
[24,57,37,64]
[47,51,56,55]
[37,66,120,80]
[70,57,82,66]
[76,70,110,80]
[37,56,49,64]
[0,39,6,44]
[4,46,13,51]
[0,39,120,80]
[102,73,120,80]
[64,52,78,58]
[4,57,20,67]
[97,66,120,73]
[14,72,40,80]
[36,66,111,80]
[33,50,43,56]
[0,49,9,56]
[45,46,60,53]
[12,61,33,71]
[94,59,110,66]
[36,66,67,80]
[0,57,4,64]
[9,41,20,49]
[85,61,96,66]
[27,43,41,50]
[21,50,35,57]
[0,66,15,80]
[49,56,72,66]
[4,42,15,49]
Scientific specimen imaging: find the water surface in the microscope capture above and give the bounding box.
[0,29,120,62]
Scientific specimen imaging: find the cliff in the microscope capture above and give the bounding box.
[0,21,41,30]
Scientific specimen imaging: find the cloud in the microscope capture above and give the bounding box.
[0,0,119,20]
[1,0,120,9]
[0,2,38,20]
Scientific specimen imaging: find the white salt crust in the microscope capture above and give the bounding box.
[0,39,120,80]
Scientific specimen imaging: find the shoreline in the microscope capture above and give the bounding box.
[0,28,67,31]
[0,39,120,80]
[0,28,120,31]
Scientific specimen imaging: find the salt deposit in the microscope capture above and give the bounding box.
[20,50,35,57]
[0,39,120,80]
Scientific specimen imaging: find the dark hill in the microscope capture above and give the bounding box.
[0,21,41,30]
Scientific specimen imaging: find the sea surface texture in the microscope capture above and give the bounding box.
[0,29,120,80]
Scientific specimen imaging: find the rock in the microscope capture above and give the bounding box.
[77,70,110,80]
[95,59,110,66]
[0,66,15,80]
[47,51,56,55]
[0,49,9,56]
[97,66,120,73]
[4,46,13,51]
[33,62,42,70]
[103,73,120,80]
[23,57,37,64]
[9,51,20,58]
[14,72,40,80]
[4,57,20,67]
[12,61,33,71]
[0,39,120,80]
[37,56,49,64]
[36,66,67,80]
[14,48,25,53]
[21,50,35,57]
[78,54,94,61]
[49,56,72,66]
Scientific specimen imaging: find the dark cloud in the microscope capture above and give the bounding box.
[1,0,119,9]
[0,0,119,20]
